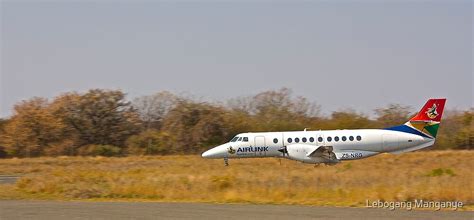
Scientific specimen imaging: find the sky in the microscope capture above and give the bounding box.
[1,0,472,118]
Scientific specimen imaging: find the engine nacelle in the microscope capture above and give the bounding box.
[286,144,338,164]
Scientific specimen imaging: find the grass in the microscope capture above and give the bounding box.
[0,150,472,210]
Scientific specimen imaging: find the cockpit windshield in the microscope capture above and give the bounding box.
[230,136,249,142]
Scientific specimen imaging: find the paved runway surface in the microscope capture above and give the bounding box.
[0,175,20,184]
[0,200,472,220]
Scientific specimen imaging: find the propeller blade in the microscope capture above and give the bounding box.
[278,146,288,157]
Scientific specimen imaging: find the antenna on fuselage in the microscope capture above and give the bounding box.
[304,128,310,131]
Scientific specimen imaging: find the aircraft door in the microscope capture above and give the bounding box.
[254,136,266,157]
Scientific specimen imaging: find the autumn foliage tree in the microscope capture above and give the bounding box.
[160,100,229,154]
[53,89,141,148]
[126,129,176,155]
[228,88,320,132]
[132,91,177,131]
[2,89,141,157]
[435,109,473,150]
[2,98,65,156]
[375,104,412,128]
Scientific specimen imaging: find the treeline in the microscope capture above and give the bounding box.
[0,88,471,157]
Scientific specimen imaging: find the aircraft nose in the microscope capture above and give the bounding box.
[201,144,227,159]
[201,149,213,158]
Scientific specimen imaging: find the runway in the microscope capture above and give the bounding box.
[0,200,471,220]
[0,175,20,184]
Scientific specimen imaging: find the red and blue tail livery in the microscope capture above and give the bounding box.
[407,98,446,138]
[386,99,446,138]
[410,99,446,122]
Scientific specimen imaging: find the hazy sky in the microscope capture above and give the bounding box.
[1,1,472,118]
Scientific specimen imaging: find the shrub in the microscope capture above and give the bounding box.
[426,168,456,177]
[126,130,175,155]
[77,145,122,157]
[0,146,7,158]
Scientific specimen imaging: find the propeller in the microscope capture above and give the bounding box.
[277,146,289,166]
[278,146,288,157]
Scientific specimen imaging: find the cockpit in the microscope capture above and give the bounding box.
[202,134,250,159]
[230,136,249,142]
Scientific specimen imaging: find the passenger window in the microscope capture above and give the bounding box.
[302,137,307,143]
[295,138,300,143]
[273,138,278,144]
[243,137,249,142]
[349,136,354,141]
[327,137,332,142]
[356,136,362,141]
[237,137,242,141]
[309,137,315,142]
[342,136,347,141]
[335,136,339,142]
[318,137,323,142]
[288,138,293,143]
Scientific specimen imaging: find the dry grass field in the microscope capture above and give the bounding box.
[0,151,472,209]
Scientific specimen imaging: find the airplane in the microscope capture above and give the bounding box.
[201,98,446,166]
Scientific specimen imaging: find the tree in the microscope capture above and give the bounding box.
[132,91,177,130]
[161,100,229,153]
[328,109,374,129]
[438,109,473,150]
[0,118,8,145]
[52,89,141,149]
[126,129,176,155]
[2,98,65,157]
[375,104,411,127]
[252,88,319,117]
[0,118,8,132]
[454,110,473,149]
[228,88,320,131]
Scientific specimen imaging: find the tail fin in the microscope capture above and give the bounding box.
[405,98,446,138]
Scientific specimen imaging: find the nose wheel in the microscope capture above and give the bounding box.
[224,157,229,166]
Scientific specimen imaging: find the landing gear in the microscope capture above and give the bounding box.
[224,157,229,166]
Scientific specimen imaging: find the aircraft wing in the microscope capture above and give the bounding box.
[306,145,338,162]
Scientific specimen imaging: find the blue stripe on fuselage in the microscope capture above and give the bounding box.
[384,125,432,139]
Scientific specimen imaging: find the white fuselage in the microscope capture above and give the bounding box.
[201,129,434,164]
